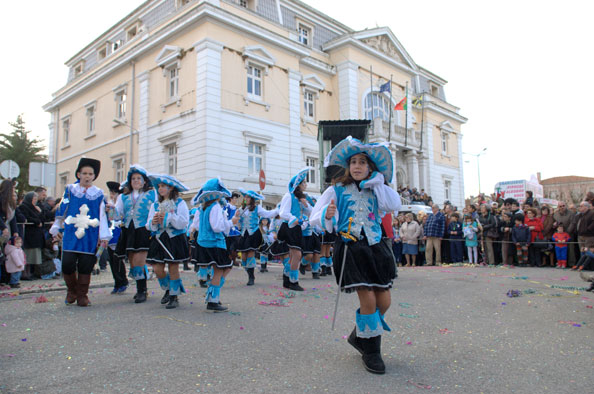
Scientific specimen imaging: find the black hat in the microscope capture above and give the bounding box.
[106,181,120,193]
[76,158,101,180]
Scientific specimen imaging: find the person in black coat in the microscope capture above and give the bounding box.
[17,192,46,278]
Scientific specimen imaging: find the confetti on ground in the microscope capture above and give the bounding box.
[324,315,329,319]
[406,341,412,345]
[399,302,413,308]
[506,290,521,297]
[439,328,451,334]
[586,305,593,309]
[239,326,244,330]
[407,380,432,389]
[21,338,27,342]
[4,354,15,357]
[34,295,48,303]
[153,315,206,327]
[399,313,419,319]
[258,300,288,307]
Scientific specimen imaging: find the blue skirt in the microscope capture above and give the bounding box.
[402,243,418,255]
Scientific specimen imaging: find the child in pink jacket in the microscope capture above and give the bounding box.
[5,236,26,288]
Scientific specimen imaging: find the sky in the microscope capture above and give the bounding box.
[1,0,592,197]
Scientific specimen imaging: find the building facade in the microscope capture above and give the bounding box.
[539,175,594,205]
[44,0,467,208]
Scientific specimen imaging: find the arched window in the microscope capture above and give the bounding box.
[364,92,391,122]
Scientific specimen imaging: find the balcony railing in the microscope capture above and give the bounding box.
[372,118,424,151]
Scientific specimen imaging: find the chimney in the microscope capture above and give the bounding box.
[537,172,541,182]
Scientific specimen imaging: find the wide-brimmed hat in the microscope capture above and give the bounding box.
[241,189,265,201]
[106,181,121,193]
[192,178,231,205]
[75,158,101,180]
[148,174,189,192]
[288,167,311,193]
[126,164,151,188]
[324,136,393,183]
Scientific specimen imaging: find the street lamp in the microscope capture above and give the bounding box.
[463,148,487,194]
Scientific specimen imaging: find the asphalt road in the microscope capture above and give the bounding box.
[1,264,592,393]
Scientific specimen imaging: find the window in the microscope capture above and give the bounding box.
[165,143,177,175]
[444,180,452,201]
[113,158,125,183]
[60,175,68,195]
[247,64,262,99]
[97,46,107,60]
[298,24,311,46]
[167,64,179,100]
[306,157,318,185]
[441,133,449,155]
[364,93,391,122]
[126,25,138,41]
[248,142,264,175]
[303,90,315,120]
[239,0,248,7]
[112,40,123,52]
[86,105,95,135]
[62,118,70,146]
[74,64,83,77]
[177,0,192,7]
[115,89,127,120]
[431,84,439,97]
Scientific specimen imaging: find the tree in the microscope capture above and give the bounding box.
[0,115,47,197]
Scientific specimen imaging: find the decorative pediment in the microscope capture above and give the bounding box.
[439,121,455,133]
[301,74,325,91]
[155,45,182,67]
[242,45,276,67]
[361,35,405,64]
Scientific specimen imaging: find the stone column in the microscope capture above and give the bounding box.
[336,60,359,119]
[418,154,428,193]
[406,150,419,190]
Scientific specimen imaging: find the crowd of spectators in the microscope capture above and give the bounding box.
[387,190,594,272]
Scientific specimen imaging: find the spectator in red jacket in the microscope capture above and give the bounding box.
[525,208,543,267]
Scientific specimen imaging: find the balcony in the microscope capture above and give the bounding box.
[369,118,425,152]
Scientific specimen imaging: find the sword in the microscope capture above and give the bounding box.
[155,233,175,261]
[332,217,356,331]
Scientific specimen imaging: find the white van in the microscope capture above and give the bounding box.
[398,203,432,218]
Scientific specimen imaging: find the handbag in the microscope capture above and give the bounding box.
[532,235,551,251]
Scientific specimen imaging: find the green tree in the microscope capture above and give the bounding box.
[0,115,47,197]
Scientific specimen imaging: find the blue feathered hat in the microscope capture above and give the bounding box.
[192,178,231,205]
[288,167,311,193]
[148,174,189,192]
[324,136,393,183]
[127,164,151,188]
[240,189,265,201]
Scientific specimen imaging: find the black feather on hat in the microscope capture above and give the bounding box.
[76,158,101,180]
[106,181,120,193]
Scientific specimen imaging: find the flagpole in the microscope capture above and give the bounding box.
[370,65,374,134]
[404,81,408,147]
[388,75,392,142]
[420,91,425,151]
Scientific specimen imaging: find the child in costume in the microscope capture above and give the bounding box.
[310,136,401,374]
[113,165,157,303]
[191,178,238,312]
[50,158,112,306]
[237,190,277,286]
[552,224,570,268]
[268,212,290,281]
[224,192,242,266]
[278,168,313,291]
[463,215,480,264]
[258,218,272,272]
[105,181,128,294]
[146,174,190,309]
[320,227,335,276]
[302,195,322,279]
[511,214,530,266]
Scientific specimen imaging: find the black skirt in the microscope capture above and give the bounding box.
[302,234,321,255]
[115,221,151,258]
[226,235,241,253]
[238,230,263,252]
[269,240,289,257]
[146,232,189,264]
[193,243,232,268]
[321,231,337,245]
[333,235,396,294]
[277,222,303,250]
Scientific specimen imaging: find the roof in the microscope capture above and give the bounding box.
[540,176,594,185]
[318,120,371,144]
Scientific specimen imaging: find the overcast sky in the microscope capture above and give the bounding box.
[1,0,592,197]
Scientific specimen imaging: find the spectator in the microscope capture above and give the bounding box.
[478,204,497,265]
[4,236,25,288]
[463,214,480,264]
[17,192,46,280]
[499,212,514,265]
[576,201,594,255]
[552,224,570,269]
[0,180,20,285]
[567,203,580,267]
[391,215,403,266]
[447,213,464,263]
[512,214,531,266]
[525,191,534,207]
[423,204,445,266]
[524,208,543,267]
[572,240,594,271]
[35,186,55,224]
[540,205,555,267]
[399,213,422,267]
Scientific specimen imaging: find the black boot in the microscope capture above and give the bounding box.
[199,279,208,288]
[166,295,179,309]
[347,327,364,355]
[134,279,147,303]
[207,302,228,312]
[287,281,304,291]
[160,290,170,305]
[283,274,290,289]
[260,263,268,273]
[183,262,190,271]
[588,282,594,292]
[312,272,320,279]
[246,268,255,286]
[326,266,333,276]
[360,336,385,374]
[299,264,306,275]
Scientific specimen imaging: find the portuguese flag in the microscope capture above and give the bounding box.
[394,96,407,111]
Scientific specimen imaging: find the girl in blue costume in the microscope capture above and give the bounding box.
[146,174,190,309]
[105,181,127,294]
[311,137,401,374]
[277,168,313,291]
[302,195,322,279]
[268,210,290,280]
[237,190,277,286]
[112,165,157,303]
[191,178,239,312]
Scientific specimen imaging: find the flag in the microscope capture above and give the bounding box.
[379,81,391,93]
[412,95,423,108]
[394,96,407,111]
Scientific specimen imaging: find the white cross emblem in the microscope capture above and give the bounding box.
[65,204,99,239]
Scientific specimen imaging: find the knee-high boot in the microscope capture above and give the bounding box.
[76,274,92,307]
[63,272,78,305]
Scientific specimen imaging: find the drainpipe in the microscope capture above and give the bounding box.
[54,108,60,193]
[129,61,136,166]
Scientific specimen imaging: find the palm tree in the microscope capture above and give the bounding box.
[0,115,47,197]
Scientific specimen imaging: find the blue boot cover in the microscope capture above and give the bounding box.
[205,283,221,304]
[326,257,333,268]
[130,266,145,280]
[220,276,226,288]
[157,274,170,291]
[282,257,290,276]
[377,308,392,332]
[246,256,257,269]
[197,267,209,281]
[356,308,383,338]
[169,278,186,296]
[319,256,327,267]
[301,257,309,267]
[208,266,214,278]
[289,269,299,283]
[311,262,321,273]
[144,265,150,278]
[260,255,268,264]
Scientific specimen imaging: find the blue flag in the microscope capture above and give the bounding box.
[379,81,391,93]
